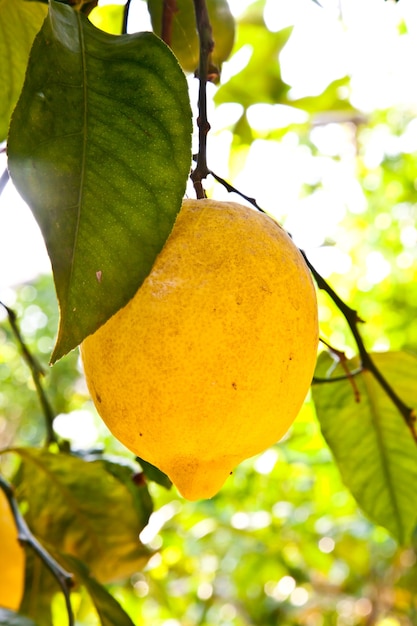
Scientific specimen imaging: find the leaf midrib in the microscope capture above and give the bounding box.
[363,371,404,541]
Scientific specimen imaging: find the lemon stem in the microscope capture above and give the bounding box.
[0,474,75,626]
[190,0,214,198]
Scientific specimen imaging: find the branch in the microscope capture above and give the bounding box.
[0,302,57,446]
[122,0,132,35]
[317,337,361,402]
[210,174,417,443]
[0,475,74,626]
[190,0,214,198]
[209,170,265,212]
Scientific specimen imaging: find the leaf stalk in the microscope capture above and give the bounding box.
[190,0,214,198]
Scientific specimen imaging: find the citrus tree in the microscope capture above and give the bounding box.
[1,1,417,625]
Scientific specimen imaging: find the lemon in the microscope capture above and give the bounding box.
[147,0,235,76]
[0,488,25,610]
[81,199,319,500]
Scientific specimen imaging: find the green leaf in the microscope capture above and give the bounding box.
[147,0,235,76]
[312,351,417,544]
[0,609,38,626]
[19,550,56,626]
[58,555,136,626]
[88,5,124,35]
[137,457,173,490]
[13,448,153,584]
[215,24,292,109]
[0,0,47,142]
[8,0,192,362]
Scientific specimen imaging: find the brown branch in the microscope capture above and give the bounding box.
[0,475,74,626]
[122,0,132,35]
[0,302,57,446]
[190,0,214,198]
[317,337,362,402]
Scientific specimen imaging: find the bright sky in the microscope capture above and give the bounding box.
[1,0,417,296]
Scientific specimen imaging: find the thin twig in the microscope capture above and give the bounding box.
[122,0,132,35]
[209,170,266,212]
[319,337,361,401]
[0,302,57,446]
[210,174,417,443]
[0,475,74,626]
[190,0,214,198]
[313,369,363,384]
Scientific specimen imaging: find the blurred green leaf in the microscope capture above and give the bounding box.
[19,549,56,626]
[0,609,38,626]
[13,448,152,584]
[215,24,292,109]
[88,4,124,35]
[0,0,47,142]
[58,555,136,626]
[312,350,417,544]
[8,0,192,362]
[147,0,235,76]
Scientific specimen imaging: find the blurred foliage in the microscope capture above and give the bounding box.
[1,0,417,625]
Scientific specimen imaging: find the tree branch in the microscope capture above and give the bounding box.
[190,0,214,198]
[122,0,132,35]
[0,475,74,626]
[0,302,57,446]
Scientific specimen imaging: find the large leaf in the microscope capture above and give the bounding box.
[312,351,417,544]
[8,0,192,362]
[13,448,153,584]
[0,0,47,141]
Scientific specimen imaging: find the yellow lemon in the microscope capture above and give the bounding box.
[81,199,319,500]
[0,488,25,610]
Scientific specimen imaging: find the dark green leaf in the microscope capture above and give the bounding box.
[0,610,38,626]
[312,351,417,544]
[8,0,192,362]
[137,457,172,490]
[13,448,152,584]
[0,0,47,141]
[59,555,136,626]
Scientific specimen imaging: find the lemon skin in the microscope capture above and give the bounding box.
[81,199,319,500]
[0,488,25,610]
